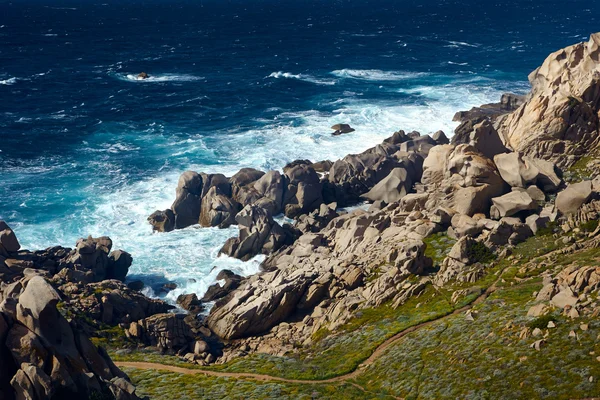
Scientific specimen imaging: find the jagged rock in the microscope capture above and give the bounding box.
[62,280,173,325]
[491,191,537,218]
[522,156,562,192]
[331,123,355,135]
[525,214,550,235]
[199,186,239,228]
[497,33,600,167]
[147,209,175,233]
[422,144,506,216]
[453,93,525,123]
[283,164,323,218]
[555,180,594,215]
[220,205,286,261]
[493,153,539,188]
[138,313,194,352]
[485,219,533,248]
[253,170,285,215]
[361,167,413,203]
[171,171,203,229]
[432,130,449,145]
[107,250,133,282]
[177,293,203,314]
[2,276,142,399]
[434,237,489,285]
[201,270,243,302]
[467,119,508,160]
[526,186,546,202]
[295,203,338,234]
[0,221,20,253]
[207,269,315,340]
[550,287,578,309]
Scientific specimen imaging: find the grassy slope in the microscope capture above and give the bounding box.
[118,232,600,399]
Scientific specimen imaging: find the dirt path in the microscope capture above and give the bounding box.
[115,276,501,386]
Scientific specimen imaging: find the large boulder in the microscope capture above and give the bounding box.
[490,191,537,218]
[496,33,600,167]
[171,171,203,229]
[361,167,413,203]
[422,144,506,216]
[147,209,175,233]
[555,180,594,215]
[206,269,315,340]
[0,221,20,253]
[199,186,239,228]
[219,205,286,261]
[253,170,286,215]
[283,164,323,218]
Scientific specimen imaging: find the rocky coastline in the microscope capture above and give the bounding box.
[2,33,600,399]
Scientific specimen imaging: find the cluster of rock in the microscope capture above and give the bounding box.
[190,34,600,363]
[0,222,227,397]
[4,33,598,381]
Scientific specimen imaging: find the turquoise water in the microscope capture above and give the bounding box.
[1,0,598,301]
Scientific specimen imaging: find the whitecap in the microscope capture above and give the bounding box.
[331,69,429,81]
[446,40,480,48]
[267,71,336,86]
[0,77,17,85]
[116,73,204,83]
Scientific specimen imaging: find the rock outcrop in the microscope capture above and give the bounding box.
[496,33,600,167]
[1,275,143,400]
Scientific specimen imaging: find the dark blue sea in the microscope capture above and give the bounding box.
[1,0,598,300]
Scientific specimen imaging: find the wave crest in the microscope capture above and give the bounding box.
[267,71,336,86]
[331,69,428,81]
[117,73,204,83]
[0,77,17,85]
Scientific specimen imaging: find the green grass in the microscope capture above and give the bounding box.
[424,232,456,268]
[119,232,600,399]
[124,369,388,400]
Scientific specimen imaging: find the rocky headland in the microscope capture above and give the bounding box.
[2,33,600,399]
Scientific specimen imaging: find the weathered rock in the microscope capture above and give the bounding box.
[493,152,539,188]
[491,191,537,218]
[555,180,594,215]
[432,130,449,145]
[171,171,203,229]
[177,293,203,314]
[283,164,323,218]
[147,209,175,233]
[525,214,550,235]
[496,33,600,167]
[207,269,315,340]
[138,313,194,351]
[201,270,243,302]
[361,167,413,203]
[331,123,355,135]
[107,250,133,282]
[220,205,286,261]
[0,222,20,253]
[199,186,239,228]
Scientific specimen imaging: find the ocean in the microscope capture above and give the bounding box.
[1,0,598,302]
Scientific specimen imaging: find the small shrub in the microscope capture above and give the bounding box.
[580,219,599,233]
[467,241,496,264]
[527,314,556,330]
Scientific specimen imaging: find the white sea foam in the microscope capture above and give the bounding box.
[267,71,336,85]
[10,73,524,307]
[331,69,429,81]
[446,40,480,48]
[118,73,204,83]
[0,77,17,85]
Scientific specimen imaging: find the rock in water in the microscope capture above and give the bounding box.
[219,205,286,261]
[137,72,149,79]
[331,123,355,135]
